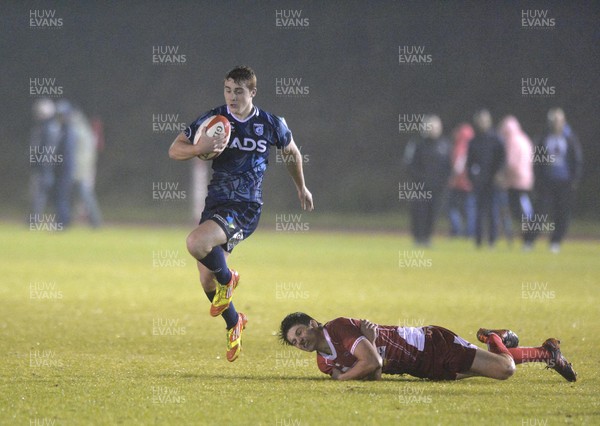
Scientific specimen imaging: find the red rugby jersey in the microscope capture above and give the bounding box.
[316,317,427,378]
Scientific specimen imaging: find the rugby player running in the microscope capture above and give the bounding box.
[170,66,313,361]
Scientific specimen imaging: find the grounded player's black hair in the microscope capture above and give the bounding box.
[278,312,315,346]
[225,65,257,90]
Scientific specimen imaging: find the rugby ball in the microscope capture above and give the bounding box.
[193,115,231,160]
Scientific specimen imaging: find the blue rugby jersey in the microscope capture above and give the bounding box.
[184,105,292,204]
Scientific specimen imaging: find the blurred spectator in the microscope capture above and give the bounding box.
[403,114,451,246]
[493,173,513,246]
[467,109,505,248]
[534,108,583,253]
[72,107,103,228]
[498,116,535,248]
[29,98,60,224]
[447,123,476,238]
[53,100,77,228]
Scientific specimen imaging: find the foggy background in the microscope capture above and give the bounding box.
[2,1,599,226]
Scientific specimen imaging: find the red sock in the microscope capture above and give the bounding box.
[507,347,551,365]
[486,333,513,359]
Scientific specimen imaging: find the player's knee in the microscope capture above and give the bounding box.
[186,231,212,259]
[185,232,198,256]
[498,358,516,380]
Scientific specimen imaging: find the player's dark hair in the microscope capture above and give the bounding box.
[225,65,257,91]
[278,312,316,346]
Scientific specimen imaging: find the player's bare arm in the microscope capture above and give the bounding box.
[331,339,383,381]
[357,319,382,381]
[168,128,228,161]
[282,139,314,211]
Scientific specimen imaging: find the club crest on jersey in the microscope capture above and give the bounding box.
[253,123,264,136]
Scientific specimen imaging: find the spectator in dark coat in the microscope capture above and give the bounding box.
[53,100,77,228]
[467,109,505,248]
[29,98,60,225]
[403,115,451,246]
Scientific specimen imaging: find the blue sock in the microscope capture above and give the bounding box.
[198,246,232,284]
[221,302,239,330]
[204,291,239,329]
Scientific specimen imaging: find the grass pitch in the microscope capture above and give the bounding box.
[0,222,598,425]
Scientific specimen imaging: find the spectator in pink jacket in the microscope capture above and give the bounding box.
[498,116,535,247]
